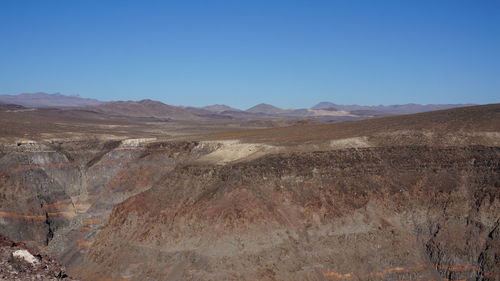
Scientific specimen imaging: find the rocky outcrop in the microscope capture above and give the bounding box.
[1,138,499,281]
[0,139,213,271]
[0,234,77,280]
[83,146,500,281]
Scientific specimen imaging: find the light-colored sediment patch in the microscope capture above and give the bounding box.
[15,139,38,145]
[120,138,157,147]
[5,108,36,113]
[329,137,372,149]
[324,271,353,279]
[197,140,280,165]
[40,133,123,142]
[308,109,355,117]
[471,131,500,146]
[12,249,39,265]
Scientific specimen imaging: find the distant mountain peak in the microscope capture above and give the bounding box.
[203,104,241,113]
[311,102,339,110]
[88,99,201,120]
[251,103,277,107]
[0,92,103,107]
[137,99,167,106]
[246,103,286,114]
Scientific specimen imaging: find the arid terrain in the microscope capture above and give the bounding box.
[0,101,498,280]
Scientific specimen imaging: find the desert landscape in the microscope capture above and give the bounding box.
[0,94,498,280]
[1,1,499,280]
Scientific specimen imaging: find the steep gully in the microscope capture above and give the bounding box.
[0,139,498,280]
[0,139,213,269]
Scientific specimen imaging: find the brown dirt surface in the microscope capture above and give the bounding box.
[206,103,500,145]
[0,103,498,281]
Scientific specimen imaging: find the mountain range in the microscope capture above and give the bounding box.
[312,101,475,114]
[0,92,477,122]
[0,92,102,107]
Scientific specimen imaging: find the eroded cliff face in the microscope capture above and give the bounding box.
[81,146,500,281]
[0,139,214,270]
[1,138,499,281]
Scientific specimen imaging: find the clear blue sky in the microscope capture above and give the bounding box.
[1,0,499,109]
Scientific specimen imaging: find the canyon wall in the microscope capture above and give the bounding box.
[0,139,214,271]
[81,146,500,281]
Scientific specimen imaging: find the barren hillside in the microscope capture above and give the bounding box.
[0,104,498,281]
